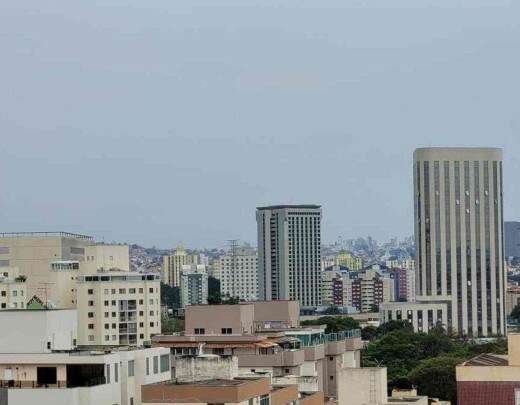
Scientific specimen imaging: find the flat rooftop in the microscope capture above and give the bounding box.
[0,231,93,240]
[256,205,321,210]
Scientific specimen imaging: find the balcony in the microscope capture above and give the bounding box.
[238,349,305,367]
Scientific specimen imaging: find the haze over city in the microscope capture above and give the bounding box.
[2,0,520,248]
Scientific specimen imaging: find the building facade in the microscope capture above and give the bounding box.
[334,250,363,270]
[505,221,520,258]
[414,147,506,336]
[180,264,208,308]
[76,272,161,346]
[344,271,394,312]
[257,205,322,307]
[0,267,26,310]
[162,246,199,287]
[219,247,259,301]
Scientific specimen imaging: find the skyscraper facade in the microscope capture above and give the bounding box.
[256,205,322,307]
[504,221,520,258]
[414,147,505,336]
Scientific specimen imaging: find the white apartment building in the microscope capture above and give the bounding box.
[257,205,322,307]
[219,247,258,301]
[180,264,208,308]
[0,267,26,310]
[0,309,170,405]
[76,272,161,347]
[162,246,199,287]
[343,271,394,313]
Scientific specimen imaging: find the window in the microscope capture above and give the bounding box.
[106,364,111,383]
[88,300,94,306]
[139,299,143,305]
[139,311,144,316]
[88,289,94,295]
[104,300,109,306]
[130,398,134,405]
[128,360,135,377]
[111,289,116,294]
[0,303,5,309]
[112,323,116,329]
[112,335,117,341]
[88,324,94,329]
[153,356,159,374]
[139,322,144,328]
[329,376,334,380]
[149,311,154,316]
[260,394,270,405]
[329,357,333,361]
[111,300,116,306]
[160,354,169,372]
[139,288,144,293]
[12,291,17,297]
[194,328,205,335]
[104,312,109,318]
[119,289,126,294]
[114,363,118,383]
[0,291,5,297]
[140,333,144,339]
[112,312,116,317]
[105,324,109,329]
[105,335,109,341]
[47,341,51,350]
[221,328,232,334]
[146,358,150,375]
[104,289,109,294]
[88,335,94,342]
[149,288,154,293]
[129,288,136,294]
[150,322,154,327]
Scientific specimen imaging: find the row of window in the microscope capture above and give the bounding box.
[88,287,156,295]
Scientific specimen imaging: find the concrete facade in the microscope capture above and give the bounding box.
[219,247,258,301]
[0,267,26,310]
[414,147,506,336]
[185,304,255,335]
[379,302,448,333]
[257,205,322,307]
[180,264,208,308]
[76,272,161,346]
[162,246,199,287]
[83,244,130,273]
[505,221,520,258]
[338,367,387,405]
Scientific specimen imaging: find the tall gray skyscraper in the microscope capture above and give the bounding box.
[256,205,322,307]
[413,148,505,336]
[505,221,520,258]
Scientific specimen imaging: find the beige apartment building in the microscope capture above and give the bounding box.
[83,244,130,272]
[76,272,161,346]
[0,232,93,303]
[0,267,27,310]
[414,148,506,337]
[162,246,199,287]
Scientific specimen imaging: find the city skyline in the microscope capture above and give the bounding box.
[2,1,520,248]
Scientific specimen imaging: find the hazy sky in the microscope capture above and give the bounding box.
[2,0,520,248]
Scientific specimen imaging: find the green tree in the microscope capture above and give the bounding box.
[161,316,184,334]
[160,282,180,309]
[208,277,221,304]
[511,304,520,323]
[301,316,360,333]
[361,325,378,341]
[408,356,462,404]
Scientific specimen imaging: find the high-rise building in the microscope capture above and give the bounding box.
[414,147,505,336]
[76,271,161,346]
[505,221,520,258]
[180,264,208,308]
[219,247,258,301]
[256,205,322,307]
[344,270,394,312]
[334,250,363,270]
[162,246,199,287]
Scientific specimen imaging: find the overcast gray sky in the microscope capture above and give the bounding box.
[1,0,520,248]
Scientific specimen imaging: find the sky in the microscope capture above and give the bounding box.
[1,0,520,249]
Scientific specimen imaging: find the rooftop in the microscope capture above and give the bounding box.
[460,353,509,367]
[0,231,93,240]
[256,205,321,210]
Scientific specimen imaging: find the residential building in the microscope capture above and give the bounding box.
[0,308,171,405]
[379,302,448,333]
[385,259,415,271]
[505,221,520,258]
[257,205,322,307]
[344,271,394,312]
[0,267,26,310]
[153,300,363,400]
[414,147,506,336]
[141,376,322,405]
[76,271,161,346]
[180,264,208,308]
[388,268,415,302]
[334,251,363,271]
[0,232,92,304]
[162,246,199,287]
[456,333,520,405]
[321,269,344,307]
[219,247,259,301]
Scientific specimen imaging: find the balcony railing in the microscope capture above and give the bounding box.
[0,377,106,389]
